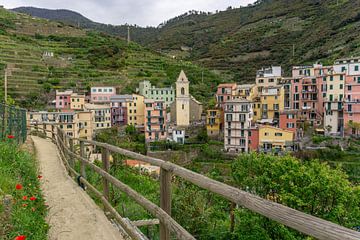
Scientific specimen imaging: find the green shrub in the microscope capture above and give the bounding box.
[0,141,48,239]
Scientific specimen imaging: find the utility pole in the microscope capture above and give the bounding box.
[4,66,7,104]
[292,44,295,58]
[127,26,131,44]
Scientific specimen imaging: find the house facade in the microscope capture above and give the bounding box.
[224,99,253,153]
[138,80,175,107]
[90,87,116,104]
[144,99,167,143]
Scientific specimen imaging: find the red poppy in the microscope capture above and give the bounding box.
[22,196,27,200]
[37,175,43,179]
[15,236,26,240]
[29,196,36,201]
[7,135,15,139]
[16,184,23,190]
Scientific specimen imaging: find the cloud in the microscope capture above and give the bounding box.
[2,0,255,26]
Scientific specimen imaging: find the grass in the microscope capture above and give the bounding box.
[0,139,48,240]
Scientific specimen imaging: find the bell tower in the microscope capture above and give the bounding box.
[175,70,190,126]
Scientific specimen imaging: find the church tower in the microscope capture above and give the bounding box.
[175,70,190,126]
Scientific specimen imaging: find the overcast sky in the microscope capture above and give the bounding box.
[2,0,255,26]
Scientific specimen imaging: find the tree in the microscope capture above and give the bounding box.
[231,153,360,239]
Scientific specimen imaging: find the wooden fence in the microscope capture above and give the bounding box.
[32,123,360,240]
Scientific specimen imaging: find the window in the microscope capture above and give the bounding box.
[340,75,344,81]
[348,104,352,112]
[341,66,346,72]
[275,133,283,137]
[182,104,185,110]
[295,86,298,92]
[264,132,269,136]
[258,79,264,83]
[287,123,295,128]
[92,89,96,92]
[181,87,185,95]
[355,65,359,71]
[348,85,352,91]
[340,84,343,89]
[330,85,333,90]
[330,76,334,81]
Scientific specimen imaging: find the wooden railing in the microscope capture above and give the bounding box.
[31,123,360,240]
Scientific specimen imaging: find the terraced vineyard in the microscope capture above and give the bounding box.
[0,8,225,108]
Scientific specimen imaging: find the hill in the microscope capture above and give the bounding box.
[13,0,360,81]
[0,8,224,109]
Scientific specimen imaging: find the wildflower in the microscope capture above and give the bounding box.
[7,135,15,139]
[22,204,27,207]
[16,184,23,190]
[15,236,26,240]
[29,196,36,201]
[37,175,43,179]
[31,207,36,212]
[22,196,27,200]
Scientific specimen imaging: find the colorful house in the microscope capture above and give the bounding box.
[144,99,167,143]
[55,90,73,110]
[258,126,294,152]
[279,111,297,133]
[224,99,253,153]
[215,83,237,108]
[110,95,132,127]
[259,86,285,123]
[206,109,223,137]
[84,103,112,131]
[110,94,145,128]
[70,93,85,111]
[138,80,175,107]
[334,57,360,136]
[90,86,116,104]
[324,71,345,135]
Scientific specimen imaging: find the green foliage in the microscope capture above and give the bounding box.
[311,135,332,144]
[232,153,360,238]
[196,128,209,143]
[0,141,48,239]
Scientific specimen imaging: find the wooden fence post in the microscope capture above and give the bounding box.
[69,138,74,169]
[160,168,172,240]
[80,141,86,178]
[51,125,55,142]
[43,123,46,137]
[102,147,110,200]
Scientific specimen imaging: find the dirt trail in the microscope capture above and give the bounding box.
[32,136,123,240]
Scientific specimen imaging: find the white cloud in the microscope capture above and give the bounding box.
[1,0,255,26]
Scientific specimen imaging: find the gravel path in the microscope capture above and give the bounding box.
[32,136,123,240]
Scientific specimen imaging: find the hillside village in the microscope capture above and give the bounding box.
[28,56,360,155]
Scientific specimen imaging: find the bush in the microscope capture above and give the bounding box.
[0,141,48,239]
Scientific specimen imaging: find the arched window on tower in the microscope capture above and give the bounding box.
[181,87,185,95]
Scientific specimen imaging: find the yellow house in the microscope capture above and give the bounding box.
[84,103,112,131]
[259,126,294,152]
[206,109,223,137]
[325,73,345,102]
[127,94,145,126]
[259,86,285,121]
[77,111,93,140]
[70,93,85,110]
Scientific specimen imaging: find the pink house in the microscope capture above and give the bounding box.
[279,111,297,133]
[216,83,237,108]
[144,99,167,143]
[249,128,259,151]
[55,90,73,110]
[344,75,360,135]
[90,87,116,104]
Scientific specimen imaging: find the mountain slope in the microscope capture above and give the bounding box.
[12,0,360,82]
[0,8,223,109]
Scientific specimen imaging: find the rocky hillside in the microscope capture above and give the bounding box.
[0,8,224,109]
[13,0,360,82]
